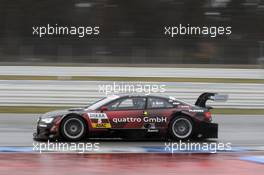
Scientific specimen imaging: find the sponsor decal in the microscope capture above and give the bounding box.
[87,113,112,128]
[189,109,204,112]
[178,105,190,109]
[112,117,167,123]
[91,123,111,128]
[88,113,108,119]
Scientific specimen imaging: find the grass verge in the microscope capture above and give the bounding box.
[0,75,263,83]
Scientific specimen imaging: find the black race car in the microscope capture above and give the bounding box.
[34,93,227,141]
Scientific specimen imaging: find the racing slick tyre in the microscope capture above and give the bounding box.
[169,116,193,141]
[60,115,87,141]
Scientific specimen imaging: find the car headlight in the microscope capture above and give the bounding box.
[40,118,54,123]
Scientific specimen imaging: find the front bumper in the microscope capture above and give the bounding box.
[33,122,59,141]
[195,121,218,138]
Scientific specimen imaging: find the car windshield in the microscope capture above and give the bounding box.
[85,95,120,110]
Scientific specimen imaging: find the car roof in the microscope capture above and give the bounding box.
[114,94,170,99]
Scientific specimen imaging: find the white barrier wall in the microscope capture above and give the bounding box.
[0,66,263,79]
[0,80,263,109]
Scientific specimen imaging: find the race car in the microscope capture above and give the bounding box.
[33,93,227,141]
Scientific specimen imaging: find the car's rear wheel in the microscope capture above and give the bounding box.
[170,116,193,140]
[60,116,87,141]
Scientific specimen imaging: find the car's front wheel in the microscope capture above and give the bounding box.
[60,115,87,141]
[169,116,193,140]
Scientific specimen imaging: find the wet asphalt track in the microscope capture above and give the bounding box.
[0,153,264,175]
[0,114,263,147]
[0,114,264,175]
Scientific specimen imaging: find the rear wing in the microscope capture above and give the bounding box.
[195,92,228,108]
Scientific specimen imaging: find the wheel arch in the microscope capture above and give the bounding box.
[59,113,89,136]
[169,111,194,126]
[167,111,195,140]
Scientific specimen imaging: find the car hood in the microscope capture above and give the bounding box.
[41,108,87,118]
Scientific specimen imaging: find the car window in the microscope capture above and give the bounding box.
[107,97,146,110]
[86,95,120,110]
[147,97,173,109]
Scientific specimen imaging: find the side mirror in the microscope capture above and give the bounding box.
[100,106,108,112]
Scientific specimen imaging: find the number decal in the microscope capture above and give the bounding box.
[87,113,112,128]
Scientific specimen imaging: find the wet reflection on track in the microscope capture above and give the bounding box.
[0,153,263,175]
